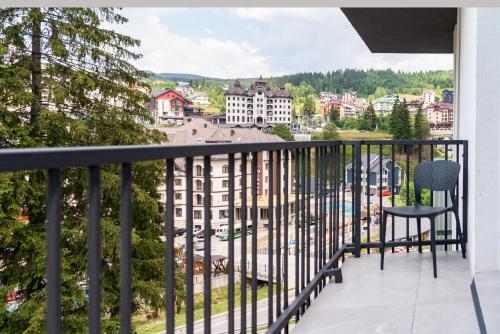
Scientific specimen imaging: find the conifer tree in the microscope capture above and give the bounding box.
[414,106,430,140]
[329,105,340,123]
[389,99,413,140]
[302,95,316,126]
[363,102,377,130]
[0,8,171,331]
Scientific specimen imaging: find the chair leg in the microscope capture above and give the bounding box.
[416,217,422,253]
[380,211,387,270]
[453,208,466,259]
[430,217,437,278]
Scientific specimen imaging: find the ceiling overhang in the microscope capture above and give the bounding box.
[341,8,457,53]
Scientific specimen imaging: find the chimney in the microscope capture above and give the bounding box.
[230,129,235,136]
[192,129,197,135]
[204,123,208,128]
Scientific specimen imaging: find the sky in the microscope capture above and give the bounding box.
[110,8,453,79]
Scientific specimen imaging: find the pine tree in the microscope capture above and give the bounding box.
[363,102,377,131]
[389,99,412,140]
[0,8,170,331]
[329,105,340,123]
[414,106,430,140]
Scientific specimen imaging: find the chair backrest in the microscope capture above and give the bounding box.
[414,160,460,205]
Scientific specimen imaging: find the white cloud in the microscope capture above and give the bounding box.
[107,8,453,78]
[111,10,272,78]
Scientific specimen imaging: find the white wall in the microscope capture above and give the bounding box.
[457,8,500,275]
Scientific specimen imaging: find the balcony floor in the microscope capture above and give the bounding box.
[293,251,479,334]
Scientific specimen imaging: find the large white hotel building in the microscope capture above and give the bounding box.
[225,77,293,126]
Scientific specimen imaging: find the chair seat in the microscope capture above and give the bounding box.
[383,205,450,218]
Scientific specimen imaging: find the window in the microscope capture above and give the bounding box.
[222,165,229,174]
[196,180,203,191]
[175,193,182,200]
[196,194,203,205]
[222,180,229,188]
[219,210,229,219]
[175,208,182,217]
[196,165,203,176]
[194,210,202,219]
[222,194,229,202]
[175,179,182,186]
[261,208,268,220]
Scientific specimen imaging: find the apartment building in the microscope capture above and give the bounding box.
[157,118,292,227]
[426,101,454,127]
[225,77,293,126]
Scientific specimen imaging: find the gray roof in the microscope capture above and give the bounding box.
[225,78,292,98]
[346,154,399,173]
[154,118,285,168]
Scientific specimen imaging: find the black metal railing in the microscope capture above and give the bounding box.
[0,139,467,334]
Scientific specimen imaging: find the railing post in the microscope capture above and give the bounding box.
[462,141,468,243]
[354,142,362,257]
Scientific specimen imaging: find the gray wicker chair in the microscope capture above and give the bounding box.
[380,160,466,278]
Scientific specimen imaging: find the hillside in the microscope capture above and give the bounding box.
[147,69,453,98]
[146,69,453,116]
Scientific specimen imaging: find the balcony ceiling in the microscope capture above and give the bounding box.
[341,8,457,53]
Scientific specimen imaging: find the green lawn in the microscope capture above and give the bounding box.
[135,282,280,334]
[199,105,222,115]
[338,130,392,140]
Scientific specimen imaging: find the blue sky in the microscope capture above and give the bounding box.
[111,8,453,78]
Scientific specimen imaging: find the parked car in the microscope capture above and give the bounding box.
[377,189,392,197]
[174,227,186,237]
[195,228,215,239]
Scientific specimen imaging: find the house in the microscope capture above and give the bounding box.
[190,92,209,105]
[407,98,424,112]
[353,97,368,112]
[321,98,342,120]
[373,94,400,115]
[345,154,402,194]
[150,89,191,125]
[225,77,293,126]
[319,92,340,104]
[342,89,357,103]
[342,103,358,118]
[175,82,193,96]
[442,88,454,104]
[422,89,435,107]
[426,102,454,128]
